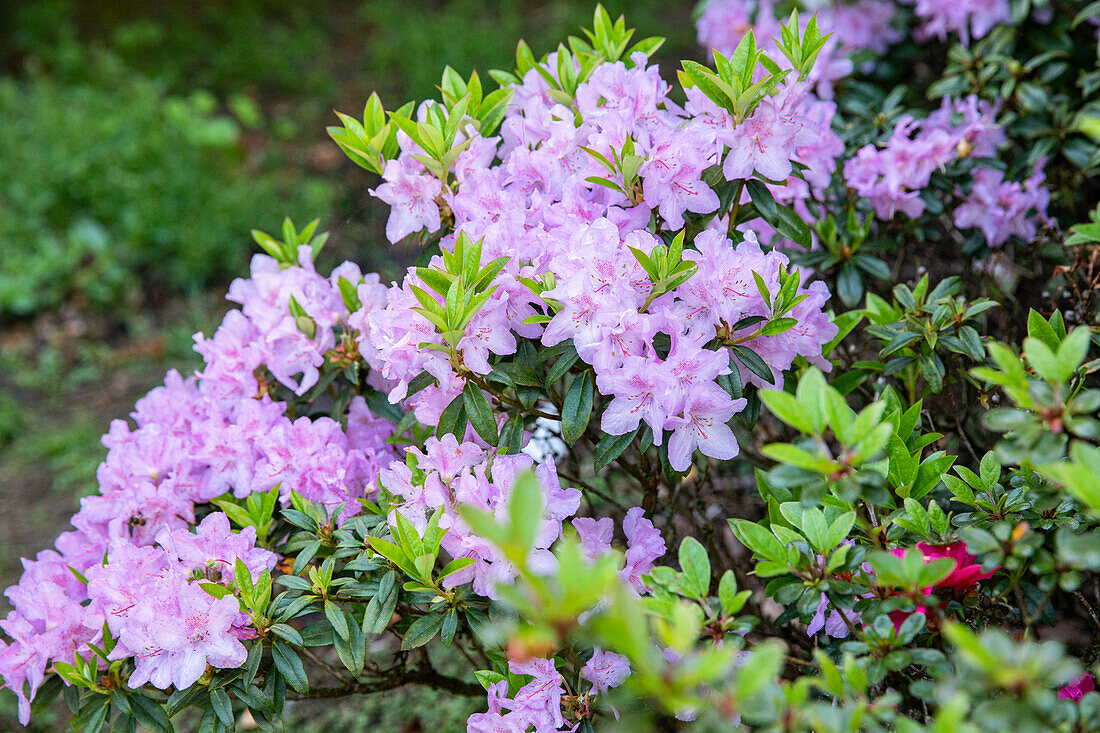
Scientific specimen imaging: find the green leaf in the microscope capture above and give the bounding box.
[272,641,309,694]
[759,388,812,434]
[1023,337,1061,382]
[475,670,508,690]
[441,609,459,647]
[561,371,595,445]
[545,346,581,385]
[508,471,545,553]
[363,571,399,634]
[731,344,775,385]
[401,613,446,650]
[772,203,812,248]
[200,582,234,600]
[326,599,351,642]
[498,413,524,454]
[594,427,639,471]
[837,262,863,307]
[800,508,829,553]
[79,700,110,733]
[210,688,233,729]
[333,615,366,677]
[270,623,304,646]
[463,383,499,444]
[439,557,477,579]
[1057,327,1092,380]
[745,179,778,223]
[729,519,787,564]
[717,570,745,615]
[437,393,467,440]
[678,537,711,599]
[129,695,173,733]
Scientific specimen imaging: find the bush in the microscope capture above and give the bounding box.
[0,49,331,317]
[1,4,1099,733]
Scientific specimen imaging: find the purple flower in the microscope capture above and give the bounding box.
[572,517,615,562]
[597,355,678,445]
[906,0,1010,45]
[622,508,666,593]
[954,163,1050,248]
[507,657,567,730]
[806,593,860,638]
[120,579,246,690]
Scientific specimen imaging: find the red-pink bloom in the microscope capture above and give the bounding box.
[888,542,997,630]
[902,541,998,592]
[1059,673,1095,701]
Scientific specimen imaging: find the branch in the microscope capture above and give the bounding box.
[287,666,484,701]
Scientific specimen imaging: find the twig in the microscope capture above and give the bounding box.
[287,666,484,700]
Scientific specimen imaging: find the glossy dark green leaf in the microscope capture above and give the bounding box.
[271,641,309,694]
[437,393,467,440]
[561,370,595,445]
[730,345,774,385]
[364,571,399,634]
[401,613,445,650]
[594,427,639,471]
[463,382,499,444]
[129,694,173,733]
[210,688,234,729]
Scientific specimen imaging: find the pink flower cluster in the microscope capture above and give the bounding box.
[3,32,842,726]
[468,652,630,732]
[696,0,902,98]
[380,436,582,598]
[955,163,1050,248]
[368,52,839,466]
[196,246,388,399]
[573,506,667,594]
[87,515,276,690]
[696,5,1051,249]
[0,514,275,722]
[903,0,1011,46]
[843,96,1049,246]
[0,254,397,722]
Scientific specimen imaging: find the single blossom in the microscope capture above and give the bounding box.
[1059,673,1096,701]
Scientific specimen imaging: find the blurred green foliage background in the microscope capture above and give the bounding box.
[0,1,695,729]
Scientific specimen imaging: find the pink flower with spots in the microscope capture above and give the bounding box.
[597,355,678,445]
[370,156,444,243]
[666,385,745,472]
[581,648,631,694]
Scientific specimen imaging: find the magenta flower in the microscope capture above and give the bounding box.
[898,542,997,592]
[1059,673,1096,701]
[887,541,998,629]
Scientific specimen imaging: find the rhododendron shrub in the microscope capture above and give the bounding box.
[4,5,1100,733]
